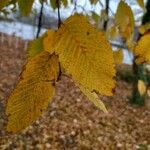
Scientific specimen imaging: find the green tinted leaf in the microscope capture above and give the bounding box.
[18,0,34,16]
[92,11,100,23]
[89,0,98,5]
[50,0,57,9]
[28,33,47,58]
[61,0,68,7]
[0,0,10,10]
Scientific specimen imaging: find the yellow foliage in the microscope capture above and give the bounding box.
[134,32,150,64]
[91,11,100,24]
[126,35,136,51]
[89,0,98,4]
[0,0,9,10]
[50,0,68,9]
[43,30,56,54]
[61,0,68,7]
[138,80,146,96]
[115,1,134,39]
[136,0,145,10]
[79,86,108,113]
[6,14,117,132]
[113,49,123,65]
[139,22,150,35]
[100,9,108,24]
[50,0,57,9]
[107,25,118,40]
[54,14,116,101]
[6,52,59,133]
[28,33,47,58]
[18,0,34,16]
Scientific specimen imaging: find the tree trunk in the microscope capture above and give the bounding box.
[131,0,150,105]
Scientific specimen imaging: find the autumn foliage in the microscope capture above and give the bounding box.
[0,0,149,133]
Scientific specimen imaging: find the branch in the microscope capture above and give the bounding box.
[103,0,109,30]
[98,0,114,16]
[110,41,128,49]
[56,0,61,28]
[36,0,44,38]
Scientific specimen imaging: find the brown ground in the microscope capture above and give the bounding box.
[0,33,150,150]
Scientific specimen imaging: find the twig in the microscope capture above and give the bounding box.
[71,0,77,15]
[98,0,114,16]
[98,0,104,8]
[36,0,44,38]
[56,0,61,28]
[71,0,87,15]
[103,0,109,30]
[110,41,128,49]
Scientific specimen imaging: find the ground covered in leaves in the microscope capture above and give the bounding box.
[0,33,150,150]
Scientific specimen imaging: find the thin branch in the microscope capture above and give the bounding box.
[110,41,128,49]
[98,0,114,16]
[71,1,87,15]
[76,4,87,12]
[109,7,115,16]
[56,0,62,80]
[98,0,104,8]
[103,0,109,30]
[71,0,77,15]
[36,0,44,38]
[56,0,61,28]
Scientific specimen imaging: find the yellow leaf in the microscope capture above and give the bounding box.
[50,0,57,9]
[6,51,59,133]
[18,0,34,16]
[61,0,68,7]
[79,86,108,113]
[28,33,47,58]
[50,0,68,9]
[91,11,100,24]
[134,32,150,64]
[0,0,9,10]
[54,14,116,99]
[136,0,145,10]
[126,35,136,51]
[113,49,123,65]
[107,25,118,40]
[100,9,108,21]
[138,80,146,96]
[43,29,56,54]
[139,22,150,35]
[89,0,98,4]
[115,1,134,39]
